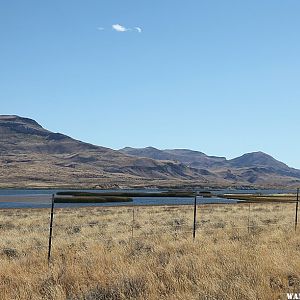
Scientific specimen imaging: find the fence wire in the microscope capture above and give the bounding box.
[1,199,299,261]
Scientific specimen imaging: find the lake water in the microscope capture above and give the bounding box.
[0,188,296,209]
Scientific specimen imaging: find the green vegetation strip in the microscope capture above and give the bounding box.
[56,191,195,198]
[218,194,297,203]
[54,196,132,203]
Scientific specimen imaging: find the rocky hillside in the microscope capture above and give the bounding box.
[120,147,300,187]
[1,115,299,188]
[121,147,226,168]
[0,115,210,188]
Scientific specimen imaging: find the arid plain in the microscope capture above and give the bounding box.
[1,202,299,300]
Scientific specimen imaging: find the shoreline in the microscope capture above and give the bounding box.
[0,201,249,211]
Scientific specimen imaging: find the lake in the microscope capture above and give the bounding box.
[0,188,296,209]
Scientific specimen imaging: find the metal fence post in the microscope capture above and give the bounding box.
[193,193,197,240]
[295,188,299,232]
[48,194,55,265]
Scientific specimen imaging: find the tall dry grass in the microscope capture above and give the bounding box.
[0,203,299,299]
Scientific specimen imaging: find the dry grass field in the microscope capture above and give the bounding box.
[0,203,300,300]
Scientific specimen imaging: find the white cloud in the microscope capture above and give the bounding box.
[97,27,104,31]
[134,27,142,33]
[112,24,128,32]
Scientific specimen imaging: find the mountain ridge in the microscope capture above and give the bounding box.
[119,146,300,186]
[1,115,299,188]
[0,115,210,188]
[120,147,296,170]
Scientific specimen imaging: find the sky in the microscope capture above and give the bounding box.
[1,0,300,168]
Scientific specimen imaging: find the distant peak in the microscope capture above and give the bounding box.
[165,148,206,155]
[0,115,42,127]
[121,146,160,151]
[240,151,270,158]
[145,146,159,150]
[0,115,21,120]
[120,147,134,151]
[0,115,48,134]
[229,151,289,169]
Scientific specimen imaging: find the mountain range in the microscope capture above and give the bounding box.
[0,115,299,189]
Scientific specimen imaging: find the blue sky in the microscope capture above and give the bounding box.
[1,1,300,167]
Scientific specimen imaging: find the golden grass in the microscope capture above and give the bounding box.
[0,203,300,299]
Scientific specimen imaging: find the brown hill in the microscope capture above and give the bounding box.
[120,147,300,187]
[1,115,299,189]
[0,115,211,188]
[121,147,226,168]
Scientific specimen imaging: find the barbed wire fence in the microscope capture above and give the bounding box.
[0,189,299,265]
[45,189,299,264]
